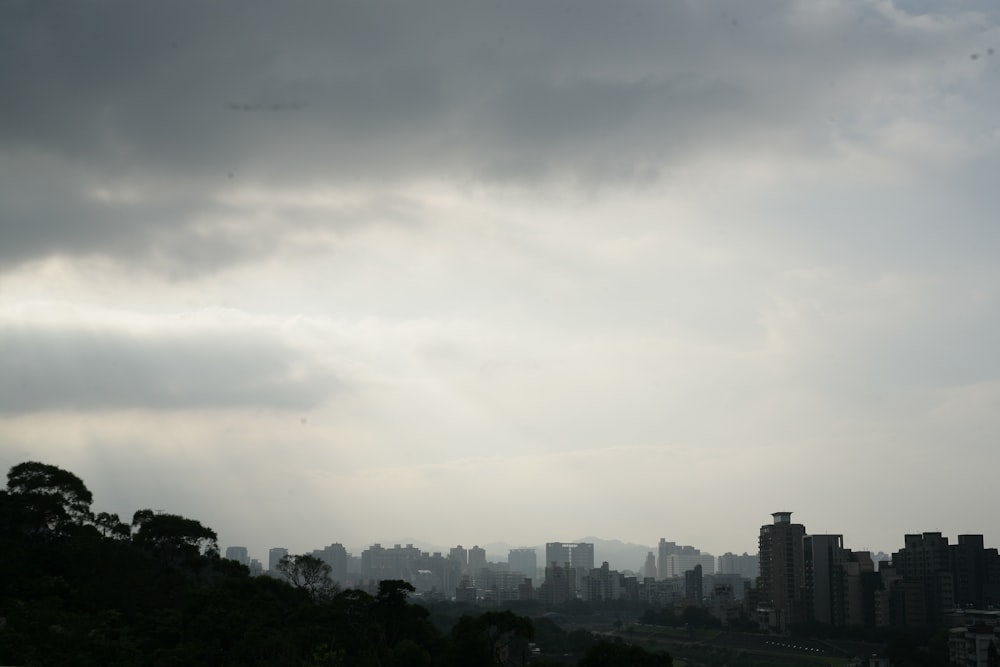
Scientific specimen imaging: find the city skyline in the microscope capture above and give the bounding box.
[3,1,1000,565]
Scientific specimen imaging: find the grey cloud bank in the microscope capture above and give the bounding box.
[3,0,996,269]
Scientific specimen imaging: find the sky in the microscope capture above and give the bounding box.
[2,0,999,565]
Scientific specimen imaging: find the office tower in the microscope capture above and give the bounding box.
[758,512,806,628]
[225,545,249,566]
[509,548,537,580]
[269,547,288,573]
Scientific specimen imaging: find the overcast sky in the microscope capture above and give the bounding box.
[2,0,999,565]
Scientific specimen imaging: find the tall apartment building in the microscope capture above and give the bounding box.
[468,545,487,583]
[891,532,954,624]
[658,539,715,578]
[538,561,576,605]
[758,512,806,629]
[360,543,424,583]
[582,562,623,602]
[312,543,349,584]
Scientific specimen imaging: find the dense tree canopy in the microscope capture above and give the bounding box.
[5,460,94,533]
[0,461,676,667]
[131,509,219,558]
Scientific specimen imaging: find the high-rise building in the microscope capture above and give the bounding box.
[225,546,249,566]
[468,545,487,583]
[643,552,658,580]
[718,552,759,579]
[509,548,537,580]
[360,543,423,583]
[758,512,806,629]
[949,534,1000,609]
[269,547,288,574]
[658,539,715,579]
[312,543,349,584]
[803,534,846,625]
[582,562,623,602]
[684,563,704,603]
[538,561,576,605]
[892,532,955,624]
[545,542,594,592]
[842,550,877,627]
[449,545,468,573]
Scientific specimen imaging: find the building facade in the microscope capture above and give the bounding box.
[758,512,806,629]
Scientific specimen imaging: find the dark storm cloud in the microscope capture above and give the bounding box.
[0,324,339,414]
[0,0,989,271]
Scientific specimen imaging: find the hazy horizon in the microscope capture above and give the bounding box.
[3,1,999,567]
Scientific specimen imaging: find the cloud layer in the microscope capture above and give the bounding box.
[2,0,1000,561]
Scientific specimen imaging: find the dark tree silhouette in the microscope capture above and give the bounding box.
[94,511,131,539]
[578,637,673,667]
[276,553,338,600]
[131,509,218,558]
[5,461,94,532]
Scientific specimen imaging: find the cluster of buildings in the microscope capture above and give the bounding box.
[223,538,759,611]
[222,516,1000,664]
[223,514,1000,632]
[752,512,1000,634]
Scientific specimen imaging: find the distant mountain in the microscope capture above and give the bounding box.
[573,537,656,573]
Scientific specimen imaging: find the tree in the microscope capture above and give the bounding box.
[578,638,673,667]
[447,610,535,666]
[94,511,131,539]
[277,553,338,600]
[131,510,218,558]
[5,461,94,532]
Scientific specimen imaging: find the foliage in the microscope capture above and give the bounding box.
[4,460,94,533]
[0,460,677,667]
[131,509,219,558]
[277,553,338,600]
[446,609,535,666]
[578,637,674,667]
[94,511,131,539]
